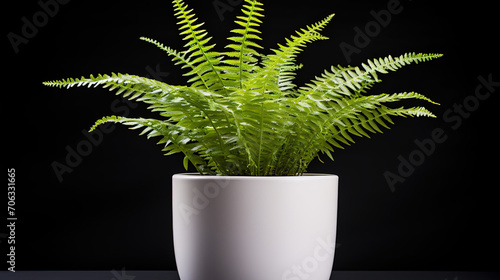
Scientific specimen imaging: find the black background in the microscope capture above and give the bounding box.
[3,0,500,272]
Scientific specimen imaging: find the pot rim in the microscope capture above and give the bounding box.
[173,172,338,180]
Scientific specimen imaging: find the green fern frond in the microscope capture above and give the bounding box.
[300,53,443,99]
[224,0,264,89]
[172,0,227,93]
[89,115,122,132]
[139,36,198,74]
[252,13,334,94]
[295,90,439,166]
[42,73,175,101]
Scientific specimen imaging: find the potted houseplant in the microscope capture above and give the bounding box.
[44,0,442,279]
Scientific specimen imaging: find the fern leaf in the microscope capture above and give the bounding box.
[253,13,334,94]
[43,73,177,100]
[223,0,264,89]
[301,53,443,99]
[139,37,205,74]
[299,89,439,156]
[172,0,227,93]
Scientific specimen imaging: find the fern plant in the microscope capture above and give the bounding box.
[43,0,442,176]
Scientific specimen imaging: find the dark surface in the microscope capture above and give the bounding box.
[1,271,500,280]
[4,0,500,272]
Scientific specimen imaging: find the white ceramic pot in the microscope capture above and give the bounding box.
[172,173,339,280]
